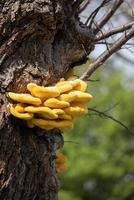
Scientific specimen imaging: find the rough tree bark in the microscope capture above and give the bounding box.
[0,1,93,199]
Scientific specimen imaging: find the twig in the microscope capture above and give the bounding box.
[78,0,91,14]
[64,141,80,145]
[88,108,134,135]
[85,0,111,26]
[94,21,134,41]
[93,21,110,52]
[87,79,100,82]
[80,25,134,80]
[94,0,124,34]
[103,102,119,113]
[96,42,134,46]
[72,0,86,13]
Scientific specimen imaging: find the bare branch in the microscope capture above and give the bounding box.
[88,108,134,135]
[94,0,124,34]
[78,0,91,14]
[94,21,134,42]
[87,79,100,82]
[85,0,111,26]
[72,0,87,13]
[64,141,80,145]
[93,21,110,51]
[96,42,134,46]
[80,25,134,80]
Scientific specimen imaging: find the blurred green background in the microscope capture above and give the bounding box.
[59,63,134,200]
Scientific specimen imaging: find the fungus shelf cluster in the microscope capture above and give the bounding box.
[7,79,93,131]
[56,152,67,173]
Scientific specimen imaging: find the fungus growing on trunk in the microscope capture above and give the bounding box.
[7,79,92,131]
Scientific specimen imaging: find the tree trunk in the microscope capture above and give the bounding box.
[0,1,93,199]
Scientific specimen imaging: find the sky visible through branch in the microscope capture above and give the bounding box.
[79,0,134,75]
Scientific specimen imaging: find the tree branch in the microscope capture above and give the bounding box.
[77,0,91,14]
[94,21,134,42]
[80,25,134,80]
[96,42,134,46]
[88,108,134,135]
[85,0,111,26]
[94,0,124,34]
[72,0,87,13]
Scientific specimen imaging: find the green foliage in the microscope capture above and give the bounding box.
[59,64,134,200]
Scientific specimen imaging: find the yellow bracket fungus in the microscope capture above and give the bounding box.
[24,106,58,119]
[55,80,68,86]
[58,92,77,103]
[44,98,70,109]
[64,106,87,117]
[7,78,93,174]
[58,113,72,121]
[53,109,65,115]
[10,105,33,120]
[55,81,73,93]
[15,103,25,113]
[57,79,87,92]
[8,92,41,106]
[71,79,87,92]
[70,102,86,108]
[56,152,67,173]
[69,91,93,102]
[7,78,93,132]
[27,83,60,99]
[29,118,74,130]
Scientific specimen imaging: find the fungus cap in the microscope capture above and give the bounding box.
[24,106,58,119]
[10,105,33,120]
[30,118,73,130]
[56,152,66,164]
[71,79,87,92]
[53,109,65,115]
[27,120,54,130]
[56,152,67,173]
[27,83,60,99]
[58,114,72,120]
[8,92,41,106]
[57,79,87,92]
[55,82,73,93]
[69,91,93,102]
[44,98,70,108]
[58,92,77,103]
[70,102,86,108]
[55,80,67,86]
[69,79,80,87]
[15,103,25,113]
[64,106,87,116]
[56,163,67,173]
